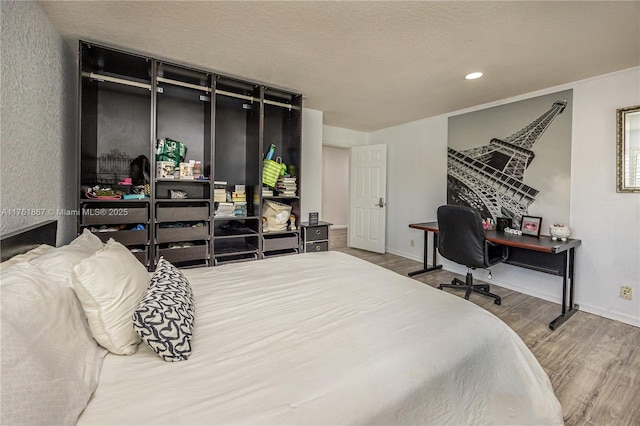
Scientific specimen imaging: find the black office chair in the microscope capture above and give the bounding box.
[436,205,508,305]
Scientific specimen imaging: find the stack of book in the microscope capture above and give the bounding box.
[262,186,274,197]
[276,176,297,197]
[214,181,227,203]
[232,185,246,203]
[233,202,247,216]
[214,202,235,217]
[231,185,247,216]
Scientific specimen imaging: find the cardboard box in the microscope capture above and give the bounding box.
[180,162,194,180]
[157,161,174,179]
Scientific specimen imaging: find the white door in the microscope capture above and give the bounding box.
[349,144,387,253]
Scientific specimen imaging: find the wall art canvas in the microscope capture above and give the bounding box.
[447,90,573,230]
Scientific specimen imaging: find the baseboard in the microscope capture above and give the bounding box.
[385,248,422,263]
[440,264,640,328]
[574,303,640,328]
[485,276,562,305]
[329,224,348,230]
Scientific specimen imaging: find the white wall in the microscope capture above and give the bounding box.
[321,146,349,227]
[570,68,640,325]
[371,67,640,327]
[1,1,77,244]
[369,117,448,253]
[323,125,368,148]
[301,108,323,223]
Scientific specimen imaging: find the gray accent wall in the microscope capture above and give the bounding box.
[1,1,77,244]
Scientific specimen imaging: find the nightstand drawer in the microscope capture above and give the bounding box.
[305,226,328,242]
[306,241,328,252]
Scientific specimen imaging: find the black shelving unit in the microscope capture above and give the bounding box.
[78,43,153,266]
[78,41,302,270]
[261,87,303,257]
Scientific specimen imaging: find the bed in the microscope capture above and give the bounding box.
[1,221,564,425]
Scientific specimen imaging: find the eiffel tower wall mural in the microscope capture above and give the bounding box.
[447,90,573,230]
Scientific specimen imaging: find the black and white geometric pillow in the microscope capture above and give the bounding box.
[133,257,195,361]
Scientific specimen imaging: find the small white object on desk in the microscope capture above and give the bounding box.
[549,224,571,241]
[504,227,523,236]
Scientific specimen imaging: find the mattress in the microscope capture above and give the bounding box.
[78,251,562,425]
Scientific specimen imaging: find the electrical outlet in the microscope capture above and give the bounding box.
[410,239,415,247]
[620,286,633,300]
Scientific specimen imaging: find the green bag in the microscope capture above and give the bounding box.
[262,157,283,188]
[156,138,187,168]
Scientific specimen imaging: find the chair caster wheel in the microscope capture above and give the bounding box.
[437,285,443,290]
[494,299,501,305]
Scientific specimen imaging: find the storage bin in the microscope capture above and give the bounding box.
[81,206,148,225]
[91,228,148,245]
[304,226,328,242]
[305,241,328,252]
[156,206,209,222]
[263,233,299,252]
[158,244,208,263]
[156,225,209,244]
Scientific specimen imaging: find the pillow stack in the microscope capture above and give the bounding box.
[1,230,196,426]
[0,244,55,270]
[70,237,195,361]
[0,231,107,426]
[29,228,106,287]
[133,257,195,361]
[72,238,151,355]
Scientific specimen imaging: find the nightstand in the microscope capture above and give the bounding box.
[300,221,332,252]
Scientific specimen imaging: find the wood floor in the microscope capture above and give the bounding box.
[329,228,640,426]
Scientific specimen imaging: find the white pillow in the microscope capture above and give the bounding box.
[0,262,106,425]
[0,244,55,271]
[69,228,105,253]
[29,229,105,287]
[72,239,151,355]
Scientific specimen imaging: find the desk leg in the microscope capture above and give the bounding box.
[549,247,579,330]
[408,231,443,277]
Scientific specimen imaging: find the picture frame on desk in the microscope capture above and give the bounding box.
[496,217,512,232]
[521,215,542,237]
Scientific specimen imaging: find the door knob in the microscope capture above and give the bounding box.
[375,197,386,208]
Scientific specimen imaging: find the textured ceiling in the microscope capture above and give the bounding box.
[39,1,640,131]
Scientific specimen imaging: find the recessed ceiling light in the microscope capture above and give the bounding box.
[465,72,484,80]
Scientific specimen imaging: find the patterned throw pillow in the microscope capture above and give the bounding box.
[133,257,195,361]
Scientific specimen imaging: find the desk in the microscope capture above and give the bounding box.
[409,221,581,330]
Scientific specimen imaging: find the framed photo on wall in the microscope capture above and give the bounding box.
[520,215,542,237]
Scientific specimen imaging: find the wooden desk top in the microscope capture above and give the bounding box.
[409,221,581,254]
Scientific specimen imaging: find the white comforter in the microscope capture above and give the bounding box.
[78,251,563,425]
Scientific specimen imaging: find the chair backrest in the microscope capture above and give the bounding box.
[437,205,486,269]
